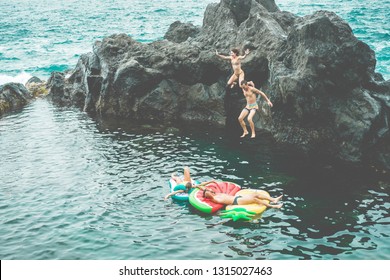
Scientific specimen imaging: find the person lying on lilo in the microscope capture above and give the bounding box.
[201,187,283,209]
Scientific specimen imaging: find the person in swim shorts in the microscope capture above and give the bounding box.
[216,48,249,88]
[202,188,283,209]
[238,80,273,138]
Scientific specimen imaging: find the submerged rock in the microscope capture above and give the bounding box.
[47,0,390,171]
[0,83,33,117]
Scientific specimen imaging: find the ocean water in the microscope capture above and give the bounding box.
[0,0,216,84]
[0,0,389,85]
[0,99,389,259]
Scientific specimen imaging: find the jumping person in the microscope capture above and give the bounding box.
[238,80,273,138]
[216,48,249,88]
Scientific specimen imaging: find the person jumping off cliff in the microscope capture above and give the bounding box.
[238,80,273,138]
[215,48,249,88]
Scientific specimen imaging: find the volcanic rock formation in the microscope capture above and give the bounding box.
[46,0,390,171]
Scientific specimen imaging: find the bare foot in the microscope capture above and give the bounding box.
[240,131,248,138]
[271,203,283,209]
[274,195,283,203]
[251,134,256,138]
[230,82,237,88]
[171,172,179,181]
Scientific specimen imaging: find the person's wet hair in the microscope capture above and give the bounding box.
[241,80,248,86]
[185,182,192,190]
[202,189,215,197]
[231,48,240,56]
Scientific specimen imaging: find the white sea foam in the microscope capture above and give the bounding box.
[0,72,33,86]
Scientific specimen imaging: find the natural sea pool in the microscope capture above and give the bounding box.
[1,0,389,260]
[0,99,388,259]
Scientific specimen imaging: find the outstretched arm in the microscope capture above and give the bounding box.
[164,190,184,200]
[215,50,230,60]
[238,49,250,60]
[252,88,273,107]
[194,180,217,189]
[239,81,255,89]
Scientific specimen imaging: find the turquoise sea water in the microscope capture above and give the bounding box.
[0,0,389,84]
[0,99,389,259]
[1,0,389,260]
[0,0,216,83]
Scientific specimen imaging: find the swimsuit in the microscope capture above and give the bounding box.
[244,102,258,112]
[247,102,258,109]
[234,70,243,78]
[233,196,242,205]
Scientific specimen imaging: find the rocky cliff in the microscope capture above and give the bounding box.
[46,0,390,171]
[0,83,33,117]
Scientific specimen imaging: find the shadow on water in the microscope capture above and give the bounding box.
[96,118,388,199]
[95,116,390,246]
[93,113,389,194]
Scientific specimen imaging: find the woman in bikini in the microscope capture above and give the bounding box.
[238,80,273,138]
[202,188,283,209]
[216,48,249,88]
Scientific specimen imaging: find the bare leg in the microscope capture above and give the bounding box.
[238,71,245,86]
[183,166,191,182]
[171,173,183,183]
[268,203,283,209]
[238,109,249,137]
[247,109,257,138]
[227,74,238,88]
[274,195,283,203]
[255,194,283,203]
[254,198,283,209]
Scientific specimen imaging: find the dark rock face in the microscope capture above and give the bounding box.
[164,21,200,43]
[0,83,33,117]
[47,0,390,171]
